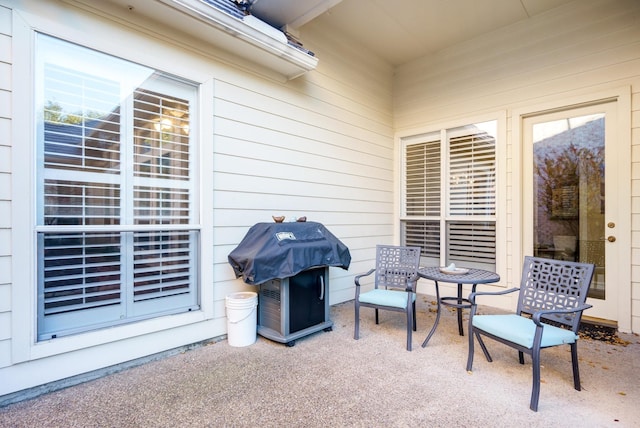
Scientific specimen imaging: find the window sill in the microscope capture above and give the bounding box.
[27,309,212,361]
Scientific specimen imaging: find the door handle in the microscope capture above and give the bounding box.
[607,236,616,242]
[318,275,325,301]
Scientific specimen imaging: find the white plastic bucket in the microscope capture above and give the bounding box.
[225,291,258,347]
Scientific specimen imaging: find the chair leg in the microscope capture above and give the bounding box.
[375,308,379,325]
[354,301,360,340]
[519,351,525,365]
[412,300,417,331]
[467,331,493,372]
[530,346,541,412]
[571,342,581,391]
[406,303,413,351]
[476,333,492,362]
[466,325,475,371]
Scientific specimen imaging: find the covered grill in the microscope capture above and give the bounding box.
[228,221,351,345]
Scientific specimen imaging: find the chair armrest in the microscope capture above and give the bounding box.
[468,287,519,305]
[354,268,375,287]
[531,304,593,327]
[405,273,419,292]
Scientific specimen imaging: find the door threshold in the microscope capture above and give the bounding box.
[581,315,617,329]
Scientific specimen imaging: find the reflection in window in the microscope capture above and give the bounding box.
[43,65,121,173]
[533,114,605,299]
[134,89,190,180]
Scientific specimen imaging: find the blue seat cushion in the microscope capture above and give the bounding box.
[358,289,415,309]
[472,314,578,349]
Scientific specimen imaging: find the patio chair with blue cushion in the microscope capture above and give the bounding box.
[354,245,421,351]
[466,256,595,411]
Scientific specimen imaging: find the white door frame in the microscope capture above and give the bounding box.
[511,86,632,332]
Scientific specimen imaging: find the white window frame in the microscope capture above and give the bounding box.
[398,112,507,275]
[11,11,214,362]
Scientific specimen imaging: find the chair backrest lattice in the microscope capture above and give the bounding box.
[375,245,421,291]
[517,256,595,332]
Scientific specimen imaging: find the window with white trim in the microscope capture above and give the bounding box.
[36,34,200,340]
[401,121,497,271]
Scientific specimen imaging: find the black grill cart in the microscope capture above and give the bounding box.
[228,221,351,346]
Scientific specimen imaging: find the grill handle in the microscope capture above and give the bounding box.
[319,275,325,301]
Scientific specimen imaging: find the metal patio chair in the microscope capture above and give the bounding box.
[466,256,595,411]
[354,245,421,351]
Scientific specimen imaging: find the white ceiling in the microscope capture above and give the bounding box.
[250,0,576,66]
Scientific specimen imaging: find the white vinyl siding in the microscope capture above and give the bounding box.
[402,121,497,270]
[212,17,395,304]
[36,34,199,340]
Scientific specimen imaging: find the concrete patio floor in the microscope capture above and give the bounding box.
[1,296,638,427]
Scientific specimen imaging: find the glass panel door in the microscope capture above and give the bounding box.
[525,102,618,322]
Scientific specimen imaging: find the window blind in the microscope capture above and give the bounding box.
[447,221,496,265]
[449,132,496,216]
[43,64,121,174]
[403,220,441,259]
[133,231,196,301]
[41,232,122,317]
[133,89,190,181]
[405,138,441,216]
[44,180,120,226]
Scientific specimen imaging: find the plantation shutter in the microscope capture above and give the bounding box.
[404,136,441,259]
[130,88,196,311]
[447,221,496,265]
[405,138,441,217]
[448,131,496,216]
[446,129,496,265]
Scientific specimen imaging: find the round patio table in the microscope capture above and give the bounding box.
[418,266,500,347]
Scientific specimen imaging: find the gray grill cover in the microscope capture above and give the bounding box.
[228,221,351,285]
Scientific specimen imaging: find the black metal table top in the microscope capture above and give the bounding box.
[418,266,500,284]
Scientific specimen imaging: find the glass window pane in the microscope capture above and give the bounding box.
[41,232,122,316]
[133,88,191,180]
[405,137,441,217]
[448,122,496,217]
[44,180,120,226]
